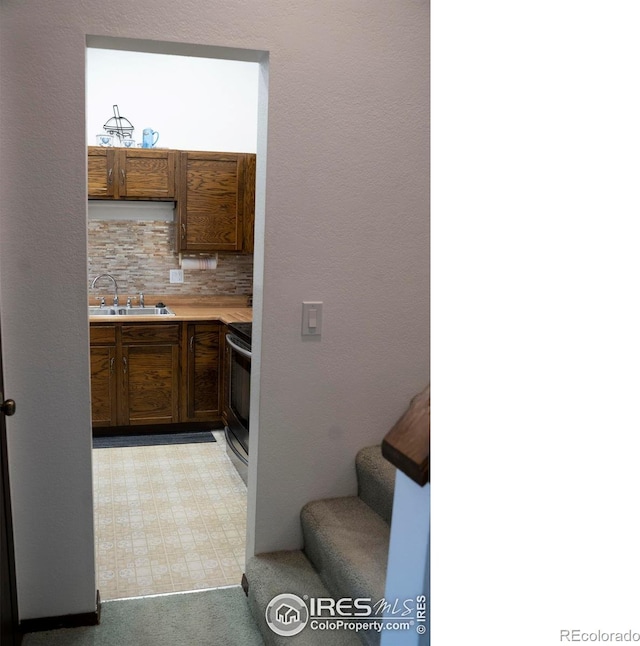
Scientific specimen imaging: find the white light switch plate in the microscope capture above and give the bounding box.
[302,301,323,336]
[170,269,184,283]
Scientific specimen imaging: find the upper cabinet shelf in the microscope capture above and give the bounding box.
[87,146,256,253]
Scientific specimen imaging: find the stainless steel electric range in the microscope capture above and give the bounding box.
[224,322,251,485]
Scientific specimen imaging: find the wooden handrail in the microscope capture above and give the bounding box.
[382,385,430,486]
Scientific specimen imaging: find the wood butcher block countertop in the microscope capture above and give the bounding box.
[88,294,252,325]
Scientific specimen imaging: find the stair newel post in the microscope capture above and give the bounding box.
[381,385,430,646]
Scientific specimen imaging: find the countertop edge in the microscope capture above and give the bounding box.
[89,306,252,325]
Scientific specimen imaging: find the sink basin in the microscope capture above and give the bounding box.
[89,306,175,317]
[117,306,175,316]
[89,307,118,316]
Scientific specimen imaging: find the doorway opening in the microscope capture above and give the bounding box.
[85,37,267,601]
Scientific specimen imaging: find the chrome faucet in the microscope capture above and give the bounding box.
[91,273,119,306]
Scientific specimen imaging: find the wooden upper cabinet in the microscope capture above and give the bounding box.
[87,146,256,252]
[87,147,176,200]
[243,154,256,254]
[119,149,176,199]
[177,151,247,252]
[88,147,116,198]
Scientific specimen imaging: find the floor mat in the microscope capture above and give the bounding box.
[93,431,217,449]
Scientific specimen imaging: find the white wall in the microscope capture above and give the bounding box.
[86,49,258,152]
[0,1,428,620]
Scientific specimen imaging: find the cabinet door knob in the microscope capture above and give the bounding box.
[110,356,115,374]
[181,223,186,240]
[1,399,16,416]
[122,356,128,373]
[190,335,195,352]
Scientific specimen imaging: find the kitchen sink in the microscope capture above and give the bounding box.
[89,308,118,316]
[89,306,175,317]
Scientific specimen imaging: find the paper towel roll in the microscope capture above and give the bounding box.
[180,256,217,270]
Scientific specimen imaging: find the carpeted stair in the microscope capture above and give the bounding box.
[245,444,396,646]
[356,445,395,525]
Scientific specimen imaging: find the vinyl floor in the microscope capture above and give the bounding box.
[93,430,247,600]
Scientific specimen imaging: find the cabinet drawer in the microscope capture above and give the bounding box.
[90,325,116,345]
[122,324,180,344]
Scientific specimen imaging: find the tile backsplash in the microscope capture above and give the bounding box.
[87,220,253,299]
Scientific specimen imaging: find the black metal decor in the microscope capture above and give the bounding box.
[103,105,134,142]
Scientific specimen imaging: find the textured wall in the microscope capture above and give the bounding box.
[87,220,253,297]
[0,0,428,621]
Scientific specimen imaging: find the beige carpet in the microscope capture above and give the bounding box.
[22,587,264,646]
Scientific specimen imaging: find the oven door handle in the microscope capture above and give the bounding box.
[226,334,252,359]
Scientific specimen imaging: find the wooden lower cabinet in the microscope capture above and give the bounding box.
[183,323,221,422]
[121,324,181,425]
[90,326,118,427]
[90,321,222,429]
[220,323,230,428]
[91,322,181,428]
